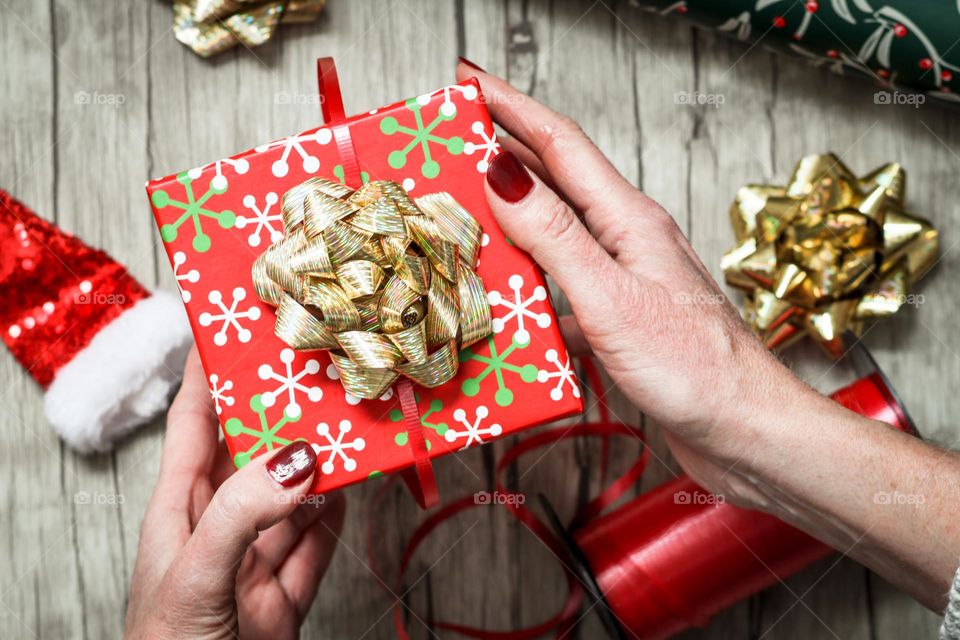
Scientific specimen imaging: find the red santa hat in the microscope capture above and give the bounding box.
[0,189,192,452]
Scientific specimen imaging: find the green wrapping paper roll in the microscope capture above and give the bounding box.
[631,0,960,104]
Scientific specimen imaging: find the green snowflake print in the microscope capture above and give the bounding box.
[152,171,236,253]
[225,394,301,467]
[459,335,538,407]
[333,164,370,185]
[390,397,448,448]
[379,97,465,179]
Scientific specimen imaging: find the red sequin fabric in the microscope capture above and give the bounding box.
[0,190,148,388]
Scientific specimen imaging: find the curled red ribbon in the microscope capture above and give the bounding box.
[377,357,916,639]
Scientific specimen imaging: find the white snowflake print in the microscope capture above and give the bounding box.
[198,287,262,346]
[464,121,499,173]
[488,274,551,345]
[189,157,249,191]
[444,406,502,450]
[255,128,333,178]
[208,373,235,415]
[419,83,480,118]
[313,420,366,474]
[325,363,394,405]
[537,349,581,401]
[258,348,323,418]
[236,192,283,247]
[172,251,199,303]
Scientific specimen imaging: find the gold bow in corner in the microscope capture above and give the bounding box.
[174,0,325,58]
[722,153,938,358]
[253,178,492,399]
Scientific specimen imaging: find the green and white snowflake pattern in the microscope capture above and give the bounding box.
[225,394,301,467]
[379,95,465,179]
[152,171,236,253]
[459,335,539,407]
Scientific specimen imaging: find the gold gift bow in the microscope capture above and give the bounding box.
[252,178,492,399]
[173,0,325,58]
[722,153,938,358]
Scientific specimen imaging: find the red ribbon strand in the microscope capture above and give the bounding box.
[316,57,439,508]
[378,361,915,639]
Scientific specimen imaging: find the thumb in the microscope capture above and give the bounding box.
[485,150,625,333]
[163,441,318,601]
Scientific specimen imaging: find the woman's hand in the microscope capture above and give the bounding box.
[455,59,827,502]
[125,347,345,640]
[457,59,960,612]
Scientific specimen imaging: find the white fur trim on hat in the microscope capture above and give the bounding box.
[44,291,192,453]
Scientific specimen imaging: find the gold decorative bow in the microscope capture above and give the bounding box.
[173,0,325,58]
[253,178,492,399]
[722,153,938,358]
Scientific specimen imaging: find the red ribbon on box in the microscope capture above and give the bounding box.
[315,57,439,508]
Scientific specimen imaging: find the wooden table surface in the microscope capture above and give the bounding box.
[1,1,957,638]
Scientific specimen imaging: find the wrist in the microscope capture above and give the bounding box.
[710,353,884,515]
[698,330,810,461]
[698,333,851,494]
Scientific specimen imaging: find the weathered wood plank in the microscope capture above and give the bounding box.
[51,3,157,637]
[0,2,82,639]
[682,26,780,640]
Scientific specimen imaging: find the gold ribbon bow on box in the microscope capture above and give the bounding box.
[173,0,325,58]
[253,178,492,399]
[722,153,938,358]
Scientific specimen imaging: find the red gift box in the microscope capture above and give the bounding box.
[146,60,583,495]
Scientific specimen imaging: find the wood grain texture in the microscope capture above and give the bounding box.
[0,0,952,638]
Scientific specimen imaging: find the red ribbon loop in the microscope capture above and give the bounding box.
[316,57,363,188]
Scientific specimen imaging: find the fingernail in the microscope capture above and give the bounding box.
[266,441,317,487]
[457,56,486,73]
[487,151,534,203]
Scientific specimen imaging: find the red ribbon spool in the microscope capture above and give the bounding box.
[560,367,918,639]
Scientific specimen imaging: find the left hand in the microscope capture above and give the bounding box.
[125,346,345,640]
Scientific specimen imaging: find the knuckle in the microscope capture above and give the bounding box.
[648,206,682,238]
[594,220,633,257]
[538,198,579,246]
[538,115,585,157]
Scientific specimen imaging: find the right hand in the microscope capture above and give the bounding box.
[460,60,960,616]
[457,60,829,502]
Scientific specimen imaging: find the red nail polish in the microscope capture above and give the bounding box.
[266,441,317,487]
[486,151,534,203]
[457,56,486,73]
